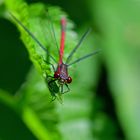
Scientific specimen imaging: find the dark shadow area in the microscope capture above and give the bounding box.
[0,102,37,140]
[92,64,125,140]
[0,18,31,94]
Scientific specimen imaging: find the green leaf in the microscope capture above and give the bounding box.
[16,67,60,140]
[0,89,16,110]
[5,0,78,99]
[4,0,101,140]
[6,0,77,76]
[0,0,5,17]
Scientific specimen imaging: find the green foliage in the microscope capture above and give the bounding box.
[89,0,140,139]
[1,0,78,139]
[1,0,96,140]
[0,0,140,140]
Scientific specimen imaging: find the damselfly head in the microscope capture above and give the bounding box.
[57,76,72,85]
[54,63,72,85]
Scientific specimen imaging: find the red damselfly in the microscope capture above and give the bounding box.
[10,12,100,100]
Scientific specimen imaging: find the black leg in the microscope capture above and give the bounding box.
[43,59,56,72]
[51,96,57,101]
[61,84,70,94]
[60,85,63,93]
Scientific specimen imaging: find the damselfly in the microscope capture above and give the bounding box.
[10,12,100,100]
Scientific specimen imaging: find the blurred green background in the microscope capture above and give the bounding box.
[0,0,140,140]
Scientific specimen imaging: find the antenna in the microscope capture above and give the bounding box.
[67,49,101,66]
[65,28,91,64]
[10,12,57,63]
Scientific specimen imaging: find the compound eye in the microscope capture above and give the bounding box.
[67,76,72,83]
[54,72,60,78]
